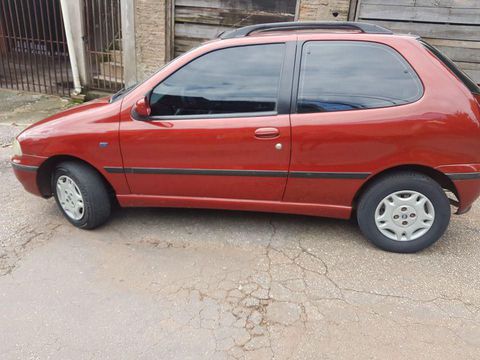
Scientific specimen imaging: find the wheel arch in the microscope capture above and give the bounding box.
[352,164,458,211]
[36,155,115,198]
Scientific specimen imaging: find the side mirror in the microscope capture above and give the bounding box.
[132,96,151,119]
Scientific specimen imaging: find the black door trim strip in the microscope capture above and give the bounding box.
[104,166,124,174]
[104,167,371,179]
[105,167,287,177]
[289,171,370,179]
[446,172,480,180]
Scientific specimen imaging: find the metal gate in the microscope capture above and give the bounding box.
[84,0,123,92]
[0,0,72,96]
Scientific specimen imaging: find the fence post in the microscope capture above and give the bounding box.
[165,0,175,62]
[348,0,360,21]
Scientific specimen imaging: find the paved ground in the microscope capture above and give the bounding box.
[1,89,480,359]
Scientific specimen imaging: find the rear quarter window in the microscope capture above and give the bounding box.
[297,41,423,113]
[419,40,480,95]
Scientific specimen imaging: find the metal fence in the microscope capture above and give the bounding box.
[0,0,72,96]
[84,0,123,92]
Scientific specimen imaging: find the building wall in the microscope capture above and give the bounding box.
[134,0,167,80]
[173,0,296,58]
[128,0,353,82]
[355,0,480,84]
[297,0,351,21]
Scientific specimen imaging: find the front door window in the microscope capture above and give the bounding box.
[149,43,286,117]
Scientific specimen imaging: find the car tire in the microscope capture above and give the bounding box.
[357,172,450,253]
[52,161,111,229]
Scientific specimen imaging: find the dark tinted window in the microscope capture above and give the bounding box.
[297,41,423,113]
[419,40,480,95]
[150,44,285,117]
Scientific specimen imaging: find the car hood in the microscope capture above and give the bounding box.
[16,96,124,158]
[19,97,113,138]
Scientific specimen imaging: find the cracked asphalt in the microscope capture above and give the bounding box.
[1,89,480,359]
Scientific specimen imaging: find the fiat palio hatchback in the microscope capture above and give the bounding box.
[11,22,480,253]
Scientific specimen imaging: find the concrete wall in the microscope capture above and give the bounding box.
[297,0,351,21]
[134,0,167,80]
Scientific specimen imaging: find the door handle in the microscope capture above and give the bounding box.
[254,127,280,139]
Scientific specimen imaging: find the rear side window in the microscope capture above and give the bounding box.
[419,40,480,95]
[297,41,423,113]
[149,43,285,117]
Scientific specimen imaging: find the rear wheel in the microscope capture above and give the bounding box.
[357,172,450,253]
[52,162,111,229]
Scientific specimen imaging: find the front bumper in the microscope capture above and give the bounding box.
[11,155,47,196]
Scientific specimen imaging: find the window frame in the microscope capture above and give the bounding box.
[146,41,297,121]
[291,40,425,114]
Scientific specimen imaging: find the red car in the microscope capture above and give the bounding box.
[11,22,480,253]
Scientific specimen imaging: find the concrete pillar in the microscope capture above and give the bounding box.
[134,0,167,80]
[61,0,88,87]
[121,0,137,87]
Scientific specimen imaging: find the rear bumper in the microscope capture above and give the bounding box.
[11,155,46,196]
[449,177,480,214]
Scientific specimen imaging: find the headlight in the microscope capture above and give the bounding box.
[12,139,22,157]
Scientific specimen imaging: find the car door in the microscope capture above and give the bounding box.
[284,39,424,208]
[119,42,295,201]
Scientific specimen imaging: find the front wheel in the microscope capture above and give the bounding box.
[52,161,111,229]
[357,172,451,253]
